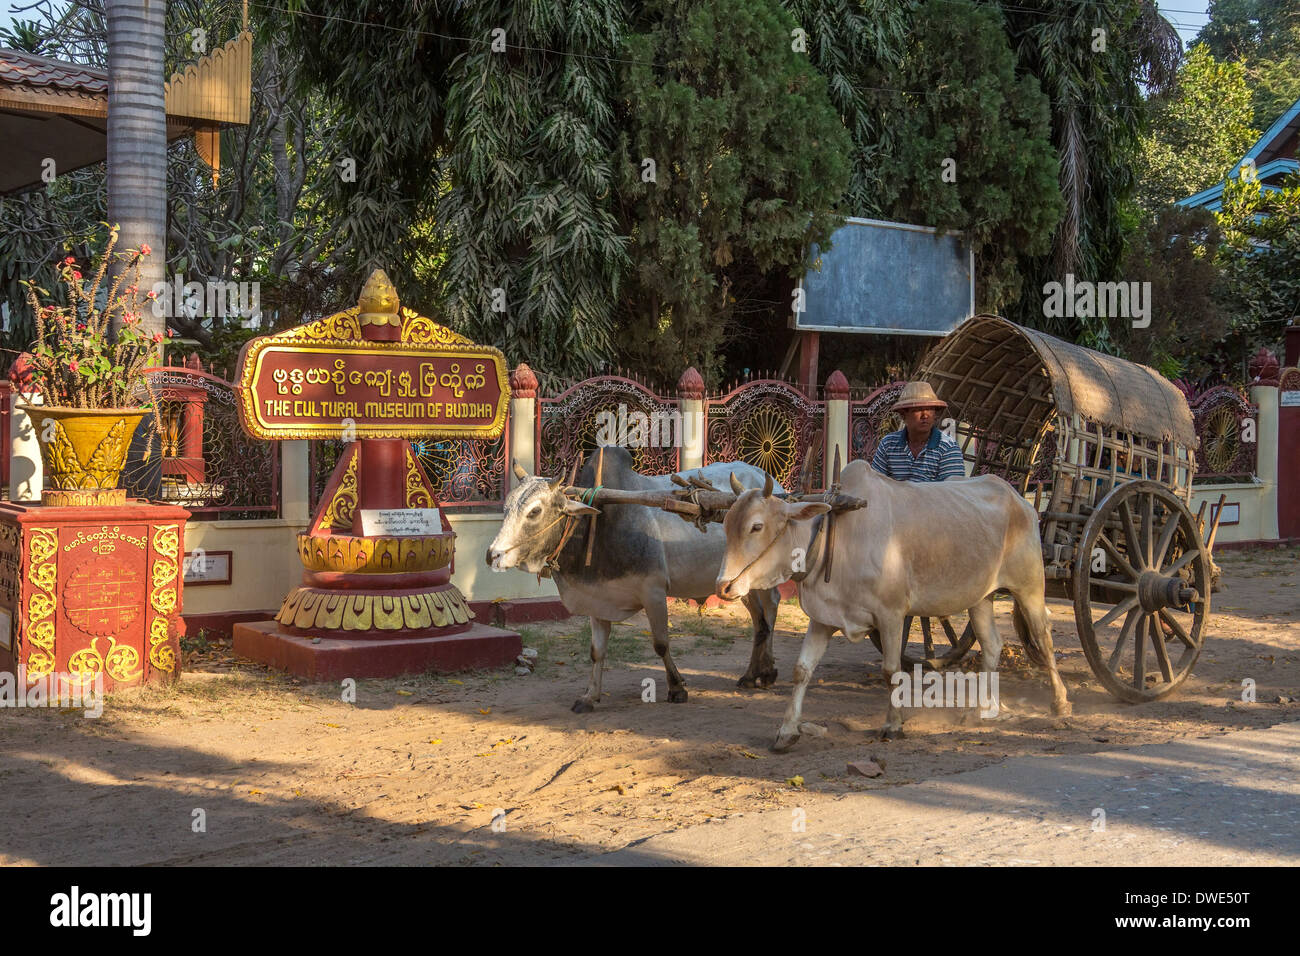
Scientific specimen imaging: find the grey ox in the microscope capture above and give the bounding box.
[714,461,1071,751]
[486,446,784,712]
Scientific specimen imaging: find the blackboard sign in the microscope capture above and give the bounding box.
[794,218,973,335]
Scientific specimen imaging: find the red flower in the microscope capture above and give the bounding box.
[71,270,82,281]
[152,331,164,344]
[139,244,152,256]
[63,256,75,265]
[68,359,79,374]
[145,289,158,300]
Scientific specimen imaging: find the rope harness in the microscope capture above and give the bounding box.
[495,483,607,583]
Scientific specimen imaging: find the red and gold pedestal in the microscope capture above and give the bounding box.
[0,501,190,691]
[232,270,520,680]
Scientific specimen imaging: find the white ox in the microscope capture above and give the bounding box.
[715,461,1071,751]
[487,447,784,712]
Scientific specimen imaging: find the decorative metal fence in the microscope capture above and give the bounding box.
[704,379,823,491]
[850,382,904,463]
[308,428,510,515]
[537,375,681,478]
[1187,385,1259,483]
[127,364,280,519]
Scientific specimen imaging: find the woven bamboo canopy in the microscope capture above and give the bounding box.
[917,314,1198,451]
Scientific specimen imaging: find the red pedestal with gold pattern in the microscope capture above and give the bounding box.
[0,501,189,690]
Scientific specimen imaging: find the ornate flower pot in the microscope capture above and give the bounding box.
[19,406,149,505]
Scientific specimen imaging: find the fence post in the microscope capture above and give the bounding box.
[509,363,538,490]
[824,370,850,475]
[1249,347,1282,539]
[678,367,705,472]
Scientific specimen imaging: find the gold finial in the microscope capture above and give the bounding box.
[358,269,401,327]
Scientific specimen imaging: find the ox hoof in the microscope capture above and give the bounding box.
[571,698,595,714]
[1052,700,1073,717]
[771,731,800,753]
[668,688,689,703]
[757,668,778,688]
[736,674,758,689]
[879,727,905,741]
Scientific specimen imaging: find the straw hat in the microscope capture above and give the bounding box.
[892,381,947,411]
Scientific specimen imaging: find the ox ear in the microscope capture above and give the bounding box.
[563,498,599,516]
[762,472,773,498]
[512,460,528,481]
[787,501,831,521]
[729,472,745,496]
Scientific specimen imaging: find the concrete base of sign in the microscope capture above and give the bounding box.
[231,619,522,681]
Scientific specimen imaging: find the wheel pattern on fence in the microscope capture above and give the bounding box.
[705,379,822,491]
[1185,384,1259,482]
[537,375,681,478]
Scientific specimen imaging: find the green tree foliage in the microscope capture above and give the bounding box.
[777,0,909,216]
[1137,45,1259,212]
[997,0,1181,338]
[874,0,1061,312]
[440,0,631,380]
[612,0,851,384]
[1198,0,1300,129]
[1114,206,1227,380]
[1214,167,1300,359]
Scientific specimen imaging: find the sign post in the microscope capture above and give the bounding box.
[231,269,520,679]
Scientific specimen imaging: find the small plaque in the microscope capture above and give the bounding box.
[1209,502,1240,527]
[1281,391,1300,407]
[0,608,10,651]
[360,508,442,537]
[184,550,233,586]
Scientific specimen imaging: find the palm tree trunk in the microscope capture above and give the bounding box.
[106,0,167,344]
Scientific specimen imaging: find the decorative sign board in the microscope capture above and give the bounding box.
[183,550,233,586]
[793,217,974,336]
[1280,391,1300,407]
[360,508,443,537]
[0,608,10,651]
[238,342,508,440]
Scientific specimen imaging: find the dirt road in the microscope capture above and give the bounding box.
[1,546,1296,865]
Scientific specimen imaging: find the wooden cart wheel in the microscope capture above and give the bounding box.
[1073,480,1212,702]
[870,614,976,670]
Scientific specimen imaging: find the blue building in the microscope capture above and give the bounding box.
[1178,96,1300,212]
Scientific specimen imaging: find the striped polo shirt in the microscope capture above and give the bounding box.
[871,426,965,482]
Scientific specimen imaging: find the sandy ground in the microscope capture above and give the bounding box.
[0,546,1297,866]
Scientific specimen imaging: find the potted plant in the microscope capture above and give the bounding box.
[16,224,167,499]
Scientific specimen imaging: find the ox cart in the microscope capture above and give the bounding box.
[562,315,1224,704]
[871,315,1224,702]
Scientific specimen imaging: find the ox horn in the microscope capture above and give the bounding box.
[512,460,528,481]
[762,472,773,498]
[729,472,745,496]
